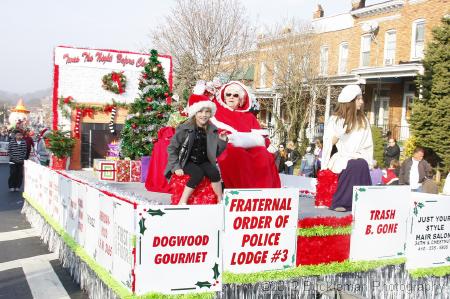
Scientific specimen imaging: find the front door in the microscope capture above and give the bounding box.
[372,89,390,128]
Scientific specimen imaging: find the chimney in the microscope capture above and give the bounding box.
[313,4,324,19]
[351,0,366,10]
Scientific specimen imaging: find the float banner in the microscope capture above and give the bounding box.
[406,193,450,270]
[112,199,136,290]
[96,193,115,273]
[223,188,299,273]
[350,186,410,261]
[135,204,223,295]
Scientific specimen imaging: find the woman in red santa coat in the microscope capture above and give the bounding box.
[211,81,280,188]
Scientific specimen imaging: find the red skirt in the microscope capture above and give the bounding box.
[217,144,281,189]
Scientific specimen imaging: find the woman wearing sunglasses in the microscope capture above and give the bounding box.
[210,81,280,188]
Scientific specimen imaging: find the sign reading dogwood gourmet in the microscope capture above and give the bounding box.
[350,186,410,261]
[406,193,450,270]
[223,188,299,273]
[134,205,223,295]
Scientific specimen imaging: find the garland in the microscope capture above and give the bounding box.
[298,215,353,229]
[59,96,129,119]
[102,71,127,94]
[297,225,352,237]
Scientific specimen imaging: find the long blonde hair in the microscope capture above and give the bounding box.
[334,99,367,133]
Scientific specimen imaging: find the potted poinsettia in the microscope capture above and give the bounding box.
[44,130,76,170]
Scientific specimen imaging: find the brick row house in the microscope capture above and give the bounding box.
[249,0,449,143]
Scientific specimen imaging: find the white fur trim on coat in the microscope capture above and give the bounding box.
[187,101,217,118]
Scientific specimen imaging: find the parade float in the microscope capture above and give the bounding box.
[21,46,449,299]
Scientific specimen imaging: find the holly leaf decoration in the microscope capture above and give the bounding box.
[283,265,291,269]
[358,187,366,192]
[446,256,450,262]
[417,202,424,208]
[397,252,403,256]
[195,281,211,289]
[224,195,229,206]
[291,254,296,264]
[355,192,359,202]
[147,209,165,217]
[139,218,146,235]
[212,263,220,280]
[230,191,239,195]
[413,207,418,216]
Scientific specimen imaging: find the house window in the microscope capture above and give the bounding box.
[411,19,425,59]
[384,30,396,65]
[360,35,371,67]
[338,42,349,74]
[260,62,266,88]
[319,46,328,75]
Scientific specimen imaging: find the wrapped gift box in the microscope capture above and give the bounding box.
[94,159,117,181]
[130,160,142,182]
[94,159,141,182]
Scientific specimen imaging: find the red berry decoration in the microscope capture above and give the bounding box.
[164,92,169,97]
[146,97,153,102]
[152,138,158,143]
[146,106,153,111]
[131,123,137,129]
[157,113,163,119]
[157,64,162,68]
[143,73,148,79]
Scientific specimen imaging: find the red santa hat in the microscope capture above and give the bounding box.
[187,93,217,118]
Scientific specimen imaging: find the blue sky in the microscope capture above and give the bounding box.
[0,0,380,94]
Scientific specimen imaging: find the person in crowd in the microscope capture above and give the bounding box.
[384,138,400,167]
[382,159,400,185]
[8,130,27,192]
[284,141,299,175]
[165,94,228,205]
[399,147,433,192]
[35,128,51,166]
[313,139,323,176]
[274,144,287,173]
[443,171,450,195]
[369,160,383,185]
[23,128,34,160]
[300,146,316,177]
[211,81,280,188]
[321,85,373,212]
[0,126,9,142]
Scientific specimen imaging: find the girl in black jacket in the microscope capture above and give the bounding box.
[165,94,228,205]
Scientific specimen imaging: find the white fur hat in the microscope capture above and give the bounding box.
[187,94,216,118]
[338,85,362,103]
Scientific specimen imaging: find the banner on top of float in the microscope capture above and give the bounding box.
[350,186,410,261]
[223,188,299,273]
[54,46,172,107]
[134,204,223,295]
[406,193,450,270]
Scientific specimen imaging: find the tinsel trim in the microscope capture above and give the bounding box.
[409,266,450,278]
[297,225,352,237]
[52,64,59,130]
[22,193,216,299]
[296,235,350,265]
[298,215,353,228]
[223,258,406,285]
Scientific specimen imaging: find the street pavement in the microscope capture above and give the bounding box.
[0,164,89,299]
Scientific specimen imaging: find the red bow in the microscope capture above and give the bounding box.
[111,72,124,94]
[104,105,114,113]
[82,108,94,118]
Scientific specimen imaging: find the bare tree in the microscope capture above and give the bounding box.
[151,0,254,100]
[257,20,329,148]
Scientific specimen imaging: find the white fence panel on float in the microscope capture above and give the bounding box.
[350,186,410,261]
[134,204,223,295]
[95,193,115,273]
[223,188,299,273]
[65,180,79,241]
[406,193,450,270]
[112,198,136,289]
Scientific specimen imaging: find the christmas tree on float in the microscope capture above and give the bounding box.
[120,49,173,159]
